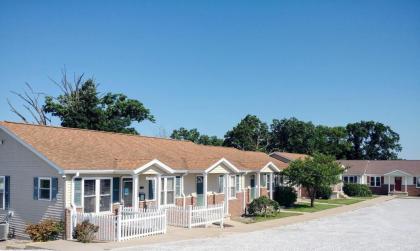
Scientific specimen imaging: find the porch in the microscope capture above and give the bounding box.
[384,170,412,196]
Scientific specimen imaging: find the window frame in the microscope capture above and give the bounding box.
[229,175,236,199]
[217,175,225,194]
[38,177,52,201]
[260,174,267,187]
[343,176,358,184]
[0,176,5,210]
[146,177,156,201]
[82,177,113,213]
[369,176,381,187]
[160,176,175,205]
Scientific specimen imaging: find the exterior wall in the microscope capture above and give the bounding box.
[228,191,244,217]
[0,129,65,239]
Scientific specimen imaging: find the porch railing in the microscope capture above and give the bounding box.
[166,203,224,228]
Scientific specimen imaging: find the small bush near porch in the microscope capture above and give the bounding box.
[247,196,280,217]
[343,183,373,197]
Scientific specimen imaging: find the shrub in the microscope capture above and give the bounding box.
[248,196,280,216]
[25,219,64,242]
[343,183,372,197]
[274,186,297,207]
[316,185,333,199]
[73,220,99,243]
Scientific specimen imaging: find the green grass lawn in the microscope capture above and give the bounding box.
[315,198,365,205]
[284,202,339,213]
[234,211,302,224]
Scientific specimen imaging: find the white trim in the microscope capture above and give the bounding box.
[368,176,381,187]
[0,125,64,175]
[205,158,240,174]
[82,177,113,213]
[261,162,281,172]
[134,159,178,174]
[228,175,237,199]
[160,176,176,206]
[383,170,413,177]
[145,176,157,201]
[65,170,132,175]
[0,176,5,210]
[38,177,52,201]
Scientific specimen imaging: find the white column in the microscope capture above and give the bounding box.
[256,172,261,197]
[132,174,139,210]
[157,175,162,208]
[388,176,391,194]
[405,176,407,192]
[269,173,274,200]
[203,173,208,206]
[224,174,229,215]
[393,177,396,192]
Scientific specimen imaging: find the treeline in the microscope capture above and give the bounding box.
[171,115,402,160]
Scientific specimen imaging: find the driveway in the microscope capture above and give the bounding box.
[125,198,420,251]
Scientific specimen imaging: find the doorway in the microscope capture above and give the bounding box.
[395,177,402,191]
[196,176,204,206]
[122,178,133,207]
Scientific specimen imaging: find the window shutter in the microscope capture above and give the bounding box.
[112,177,120,203]
[414,177,417,185]
[33,177,39,200]
[5,176,10,209]
[381,176,384,185]
[52,177,58,200]
[74,178,82,206]
[366,176,370,185]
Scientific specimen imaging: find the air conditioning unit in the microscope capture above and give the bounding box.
[0,222,9,241]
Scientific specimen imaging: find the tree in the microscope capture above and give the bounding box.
[345,121,402,160]
[312,126,351,159]
[170,127,223,146]
[268,117,315,154]
[223,115,269,151]
[7,83,50,125]
[43,72,154,134]
[282,153,344,207]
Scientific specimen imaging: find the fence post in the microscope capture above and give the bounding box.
[163,210,167,234]
[187,205,192,229]
[117,205,122,242]
[220,203,224,229]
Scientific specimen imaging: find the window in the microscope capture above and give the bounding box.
[73,178,82,207]
[369,176,381,187]
[160,177,175,205]
[229,176,236,198]
[175,176,182,197]
[84,179,96,213]
[99,179,111,212]
[39,178,51,200]
[147,178,155,200]
[0,176,4,210]
[235,175,240,192]
[416,177,420,188]
[83,178,112,213]
[343,176,358,184]
[260,174,267,187]
[217,175,225,193]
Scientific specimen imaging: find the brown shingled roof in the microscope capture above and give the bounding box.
[270,152,309,162]
[0,121,287,172]
[339,160,420,176]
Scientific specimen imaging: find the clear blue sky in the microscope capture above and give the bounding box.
[0,1,419,159]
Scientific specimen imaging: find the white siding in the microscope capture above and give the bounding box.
[0,129,64,239]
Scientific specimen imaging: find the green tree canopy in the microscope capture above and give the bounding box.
[346,121,402,160]
[312,125,351,159]
[170,127,223,146]
[223,114,269,151]
[282,153,344,207]
[43,77,154,134]
[268,117,315,154]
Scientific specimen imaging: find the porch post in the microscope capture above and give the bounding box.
[256,172,261,197]
[132,174,139,210]
[405,176,407,193]
[203,173,208,206]
[269,173,274,200]
[224,174,229,215]
[157,174,162,208]
[388,176,390,194]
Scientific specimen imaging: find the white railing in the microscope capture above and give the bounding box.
[75,212,117,241]
[166,203,224,229]
[119,209,166,241]
[73,206,166,242]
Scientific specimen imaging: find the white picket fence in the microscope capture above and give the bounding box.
[166,203,224,228]
[73,207,166,242]
[74,212,117,241]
